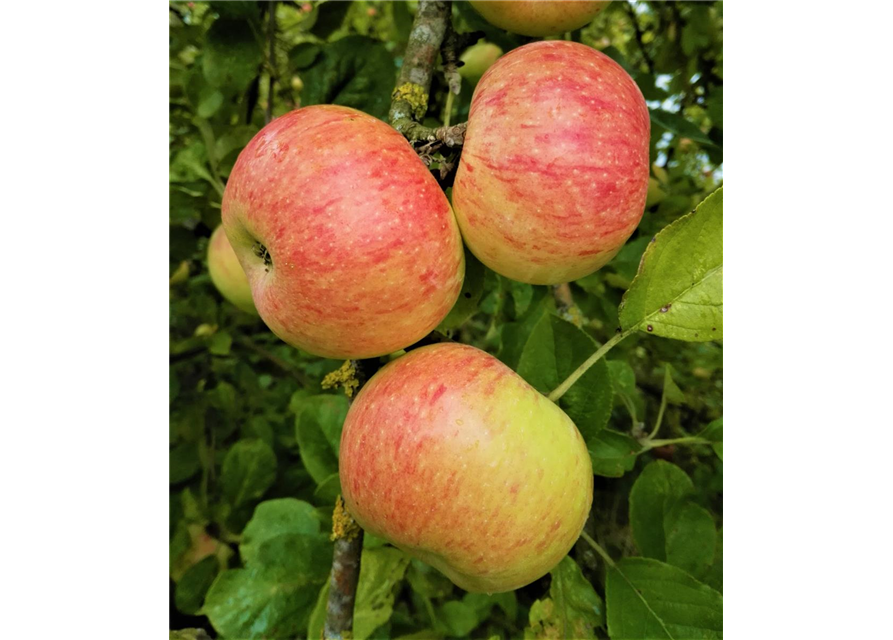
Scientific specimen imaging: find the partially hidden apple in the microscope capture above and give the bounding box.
[452,41,650,284]
[207,224,257,315]
[340,343,593,593]
[222,105,465,359]
[469,0,611,37]
[459,42,503,84]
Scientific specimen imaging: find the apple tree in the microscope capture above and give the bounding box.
[170,2,722,638]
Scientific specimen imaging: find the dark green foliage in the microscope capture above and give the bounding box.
[169,2,722,638]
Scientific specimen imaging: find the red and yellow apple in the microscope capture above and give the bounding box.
[207,224,257,314]
[221,105,465,359]
[340,343,593,593]
[469,0,611,37]
[459,42,503,83]
[452,41,650,284]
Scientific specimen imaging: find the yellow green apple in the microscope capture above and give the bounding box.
[340,343,593,593]
[207,224,257,314]
[459,42,503,83]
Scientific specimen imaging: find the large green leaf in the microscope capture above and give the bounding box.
[606,558,723,639]
[619,187,723,342]
[204,533,331,639]
[202,19,262,94]
[301,36,396,120]
[240,498,321,565]
[294,394,349,485]
[516,313,613,442]
[220,439,277,508]
[629,461,716,577]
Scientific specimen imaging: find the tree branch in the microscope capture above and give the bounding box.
[322,357,382,640]
[389,0,468,147]
[323,497,365,640]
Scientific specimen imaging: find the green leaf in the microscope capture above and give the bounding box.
[295,394,349,485]
[699,418,723,460]
[516,313,613,441]
[175,555,221,615]
[353,547,411,639]
[207,331,232,356]
[619,187,723,341]
[702,528,723,593]
[629,461,716,577]
[311,0,352,39]
[588,429,642,478]
[549,555,605,637]
[407,559,454,598]
[170,442,201,485]
[204,533,331,639]
[313,473,342,504]
[203,19,263,94]
[220,439,277,507]
[498,294,550,370]
[507,279,534,318]
[663,364,686,405]
[607,360,636,396]
[170,142,215,184]
[649,108,717,148]
[438,600,480,637]
[606,558,723,639]
[665,501,716,578]
[438,250,485,332]
[240,498,321,565]
[301,36,396,120]
[288,42,322,70]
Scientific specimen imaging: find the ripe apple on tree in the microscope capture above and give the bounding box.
[221,105,465,359]
[207,224,257,315]
[470,0,611,37]
[340,343,593,593]
[458,41,503,84]
[452,40,650,284]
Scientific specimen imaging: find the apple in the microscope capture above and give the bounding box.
[469,0,611,37]
[340,343,593,593]
[452,41,650,284]
[207,224,257,314]
[459,42,503,83]
[221,105,465,359]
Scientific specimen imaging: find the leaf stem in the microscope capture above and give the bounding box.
[547,330,633,402]
[579,530,616,568]
[647,382,669,441]
[642,436,711,450]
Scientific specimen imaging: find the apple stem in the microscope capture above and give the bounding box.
[547,330,633,403]
[579,530,616,569]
